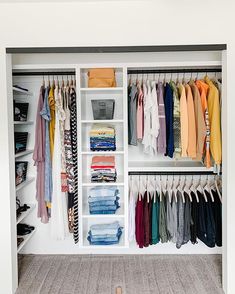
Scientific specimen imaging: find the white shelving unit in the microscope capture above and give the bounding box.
[15,177,35,192]
[78,65,128,248]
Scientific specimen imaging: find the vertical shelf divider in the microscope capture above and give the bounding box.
[76,65,83,247]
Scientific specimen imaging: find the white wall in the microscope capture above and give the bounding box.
[0,1,234,293]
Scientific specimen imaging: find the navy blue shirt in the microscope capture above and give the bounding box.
[164,83,174,158]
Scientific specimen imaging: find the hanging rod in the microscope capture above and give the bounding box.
[12,71,76,76]
[128,171,216,176]
[127,68,221,75]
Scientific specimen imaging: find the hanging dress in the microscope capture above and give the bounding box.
[151,191,159,244]
[70,86,79,243]
[128,180,136,242]
[135,193,144,248]
[51,87,69,240]
[33,86,49,223]
[63,86,75,233]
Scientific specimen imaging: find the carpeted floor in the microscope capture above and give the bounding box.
[16,254,223,294]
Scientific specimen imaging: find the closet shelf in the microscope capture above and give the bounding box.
[81,148,124,155]
[82,205,124,218]
[15,149,33,158]
[14,121,34,125]
[16,177,35,192]
[13,87,32,95]
[80,87,123,92]
[81,119,124,124]
[128,161,215,173]
[82,176,124,187]
[17,229,36,253]
[17,204,36,224]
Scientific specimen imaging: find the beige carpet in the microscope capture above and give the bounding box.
[16,254,223,294]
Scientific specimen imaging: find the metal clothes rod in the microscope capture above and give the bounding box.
[127,68,221,75]
[128,171,216,176]
[12,71,76,76]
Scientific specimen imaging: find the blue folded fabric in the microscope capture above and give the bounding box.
[89,200,119,207]
[87,228,122,245]
[90,221,121,236]
[89,187,119,197]
[90,210,117,215]
[90,205,119,212]
[88,196,119,203]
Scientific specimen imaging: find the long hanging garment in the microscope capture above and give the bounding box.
[70,86,79,243]
[51,87,69,240]
[64,86,75,233]
[33,86,49,224]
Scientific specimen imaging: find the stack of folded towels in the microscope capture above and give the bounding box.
[87,221,123,245]
[88,186,120,214]
[91,155,117,182]
[90,124,116,151]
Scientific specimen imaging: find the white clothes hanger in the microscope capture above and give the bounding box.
[184,176,192,202]
[178,176,185,203]
[204,175,214,202]
[214,175,222,203]
[189,176,199,203]
[197,176,208,202]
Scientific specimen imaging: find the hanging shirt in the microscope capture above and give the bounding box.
[164,83,174,158]
[40,87,53,211]
[189,80,206,161]
[135,193,144,248]
[128,84,138,146]
[48,86,56,161]
[183,193,191,244]
[195,80,211,168]
[176,191,185,249]
[142,81,159,155]
[128,184,136,242]
[205,76,222,166]
[170,81,181,158]
[151,192,159,244]
[33,86,49,224]
[159,193,168,243]
[190,192,198,244]
[148,194,153,245]
[157,82,166,154]
[143,191,150,247]
[185,84,196,158]
[178,83,188,157]
[136,83,144,140]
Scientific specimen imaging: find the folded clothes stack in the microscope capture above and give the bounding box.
[90,124,116,151]
[87,221,123,245]
[91,155,117,182]
[88,186,120,214]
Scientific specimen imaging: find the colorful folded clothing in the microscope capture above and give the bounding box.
[91,156,117,182]
[90,124,116,151]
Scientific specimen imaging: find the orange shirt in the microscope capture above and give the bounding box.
[178,84,188,157]
[190,80,206,161]
[185,84,196,158]
[195,80,211,168]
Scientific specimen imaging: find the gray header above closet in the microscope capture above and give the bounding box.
[6,44,227,54]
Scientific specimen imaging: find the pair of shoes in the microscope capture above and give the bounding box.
[16,201,30,218]
[17,223,35,236]
[17,237,24,247]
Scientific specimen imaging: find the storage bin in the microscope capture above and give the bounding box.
[14,101,29,121]
[14,132,28,153]
[15,161,28,186]
[91,99,115,120]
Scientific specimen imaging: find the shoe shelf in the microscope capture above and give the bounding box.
[16,177,35,192]
[17,229,36,253]
[17,204,36,225]
[15,149,33,158]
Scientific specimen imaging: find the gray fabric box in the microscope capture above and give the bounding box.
[91,99,115,120]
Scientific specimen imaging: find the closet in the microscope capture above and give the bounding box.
[6,48,225,288]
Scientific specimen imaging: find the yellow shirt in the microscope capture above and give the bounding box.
[205,76,222,165]
[178,84,188,157]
